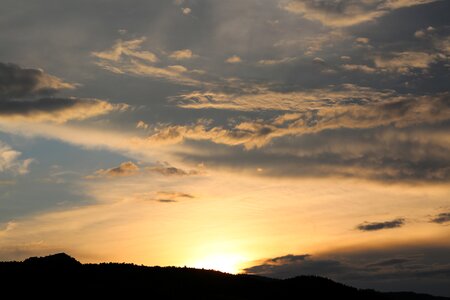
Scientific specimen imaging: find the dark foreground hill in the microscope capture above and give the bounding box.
[0,253,447,299]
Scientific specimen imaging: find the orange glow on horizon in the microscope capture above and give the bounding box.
[192,253,247,274]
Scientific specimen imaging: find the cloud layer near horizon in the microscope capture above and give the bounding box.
[244,244,450,295]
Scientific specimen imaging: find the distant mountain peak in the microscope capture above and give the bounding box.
[23,252,81,266]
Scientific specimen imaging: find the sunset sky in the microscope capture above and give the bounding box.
[0,0,449,296]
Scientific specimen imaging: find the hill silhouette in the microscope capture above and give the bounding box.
[0,253,447,299]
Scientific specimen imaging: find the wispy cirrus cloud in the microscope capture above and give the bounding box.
[92,37,206,86]
[257,57,297,66]
[0,97,125,123]
[284,0,438,27]
[91,38,158,63]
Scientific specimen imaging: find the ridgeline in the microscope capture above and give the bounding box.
[0,253,447,299]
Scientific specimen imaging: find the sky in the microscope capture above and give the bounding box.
[0,0,449,296]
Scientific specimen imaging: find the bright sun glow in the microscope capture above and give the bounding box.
[193,253,245,274]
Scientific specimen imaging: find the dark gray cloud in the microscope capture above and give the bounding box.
[0,62,75,99]
[157,199,178,203]
[244,245,450,296]
[269,254,311,263]
[366,258,411,268]
[0,62,126,122]
[430,212,450,224]
[154,191,194,203]
[356,218,405,232]
[244,256,346,279]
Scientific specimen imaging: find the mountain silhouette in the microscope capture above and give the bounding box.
[0,253,448,299]
[23,252,82,267]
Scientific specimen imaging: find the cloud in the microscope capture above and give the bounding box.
[0,4,448,297]
[0,141,33,175]
[274,29,349,56]
[430,212,450,224]
[182,7,192,15]
[366,258,410,268]
[90,161,140,178]
[258,57,296,65]
[147,165,199,176]
[243,244,450,296]
[225,55,242,64]
[312,57,326,64]
[415,26,436,38]
[374,51,439,73]
[145,120,276,149]
[92,38,205,86]
[169,49,194,60]
[175,84,397,112]
[136,120,149,129]
[177,125,450,182]
[151,89,450,149]
[131,190,195,203]
[89,161,200,179]
[150,84,450,182]
[0,97,125,123]
[355,37,370,44]
[154,191,194,203]
[0,119,166,163]
[171,87,450,149]
[411,26,450,57]
[356,218,405,231]
[268,254,311,264]
[244,254,341,278]
[341,64,377,73]
[0,62,127,123]
[0,62,75,99]
[91,37,158,63]
[284,0,437,27]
